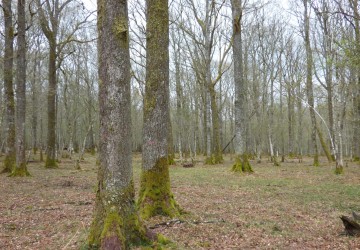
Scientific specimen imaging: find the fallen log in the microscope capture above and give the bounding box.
[340,214,360,236]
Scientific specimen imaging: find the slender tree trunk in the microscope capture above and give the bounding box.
[352,0,360,161]
[303,0,319,166]
[11,0,30,176]
[31,45,39,155]
[296,79,303,162]
[46,41,58,168]
[175,47,183,160]
[287,86,295,156]
[1,0,16,174]
[209,84,223,163]
[88,0,151,247]
[138,0,180,219]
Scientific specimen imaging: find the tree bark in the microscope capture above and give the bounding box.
[138,0,180,219]
[88,0,150,247]
[231,0,253,172]
[303,0,319,166]
[11,0,30,176]
[1,0,16,174]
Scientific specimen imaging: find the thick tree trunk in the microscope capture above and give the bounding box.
[138,0,180,219]
[11,0,30,176]
[1,0,16,174]
[231,0,253,173]
[88,0,150,247]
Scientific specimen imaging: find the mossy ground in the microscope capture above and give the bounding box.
[0,153,359,249]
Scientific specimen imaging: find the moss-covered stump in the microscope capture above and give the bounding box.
[231,154,253,173]
[138,158,181,220]
[88,182,152,249]
[45,157,58,168]
[9,164,30,177]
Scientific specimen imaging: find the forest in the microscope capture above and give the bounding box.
[0,0,359,249]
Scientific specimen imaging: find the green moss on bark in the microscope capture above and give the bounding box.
[271,156,280,167]
[88,181,150,249]
[167,154,175,165]
[1,154,15,173]
[138,157,181,220]
[334,165,344,175]
[45,157,58,168]
[231,154,253,173]
[313,154,320,167]
[9,163,30,177]
[204,154,223,165]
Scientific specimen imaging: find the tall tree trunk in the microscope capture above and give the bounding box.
[297,81,303,161]
[45,41,58,168]
[138,0,180,219]
[231,0,253,173]
[303,0,319,166]
[31,42,40,155]
[11,0,30,176]
[175,46,183,160]
[287,86,295,156]
[351,0,360,161]
[209,84,223,163]
[88,0,150,247]
[1,0,16,174]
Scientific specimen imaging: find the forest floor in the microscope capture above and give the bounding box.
[0,153,359,249]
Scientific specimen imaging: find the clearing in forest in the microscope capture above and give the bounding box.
[0,153,359,249]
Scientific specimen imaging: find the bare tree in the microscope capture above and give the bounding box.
[35,0,93,168]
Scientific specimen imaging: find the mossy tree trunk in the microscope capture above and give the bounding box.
[88,0,150,247]
[303,0,319,166]
[231,0,253,173]
[138,0,180,219]
[1,0,16,174]
[11,0,30,177]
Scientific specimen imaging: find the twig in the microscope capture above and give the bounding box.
[61,221,85,250]
[149,218,225,229]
